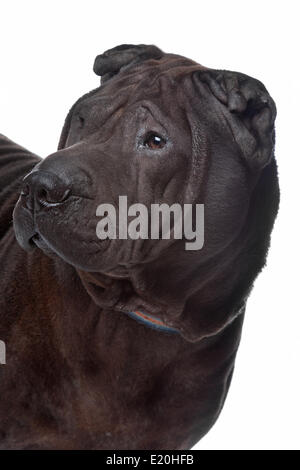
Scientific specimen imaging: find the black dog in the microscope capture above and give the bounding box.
[0,44,279,449]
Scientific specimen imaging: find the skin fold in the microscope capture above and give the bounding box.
[0,44,279,449]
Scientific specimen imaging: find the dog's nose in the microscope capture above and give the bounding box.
[21,171,71,210]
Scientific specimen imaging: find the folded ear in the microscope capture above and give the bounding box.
[198,69,276,170]
[93,44,163,84]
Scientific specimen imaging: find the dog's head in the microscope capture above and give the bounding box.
[13,44,279,340]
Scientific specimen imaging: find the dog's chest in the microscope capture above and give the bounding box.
[0,298,242,449]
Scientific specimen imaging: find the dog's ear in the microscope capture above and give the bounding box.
[198,69,276,170]
[93,44,163,84]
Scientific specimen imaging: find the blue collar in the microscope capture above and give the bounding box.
[126,310,179,334]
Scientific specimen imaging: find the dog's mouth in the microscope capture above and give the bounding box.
[13,192,111,267]
[28,231,58,257]
[29,232,45,248]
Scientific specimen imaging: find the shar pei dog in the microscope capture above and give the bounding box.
[0,44,279,449]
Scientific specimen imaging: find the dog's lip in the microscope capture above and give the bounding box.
[27,232,56,257]
[13,202,36,251]
[13,200,59,255]
[103,267,130,279]
[15,203,48,251]
[14,194,111,267]
[30,232,45,247]
[30,228,111,269]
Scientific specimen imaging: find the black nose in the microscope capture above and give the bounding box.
[21,171,71,210]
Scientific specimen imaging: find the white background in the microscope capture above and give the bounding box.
[0,0,299,450]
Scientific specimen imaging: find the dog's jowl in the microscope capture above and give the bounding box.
[0,44,279,449]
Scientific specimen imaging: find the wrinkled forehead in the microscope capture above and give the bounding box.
[102,53,208,106]
[58,54,208,149]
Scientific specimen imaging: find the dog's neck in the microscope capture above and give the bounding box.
[76,241,249,342]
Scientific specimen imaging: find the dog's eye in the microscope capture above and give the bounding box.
[143,132,166,150]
